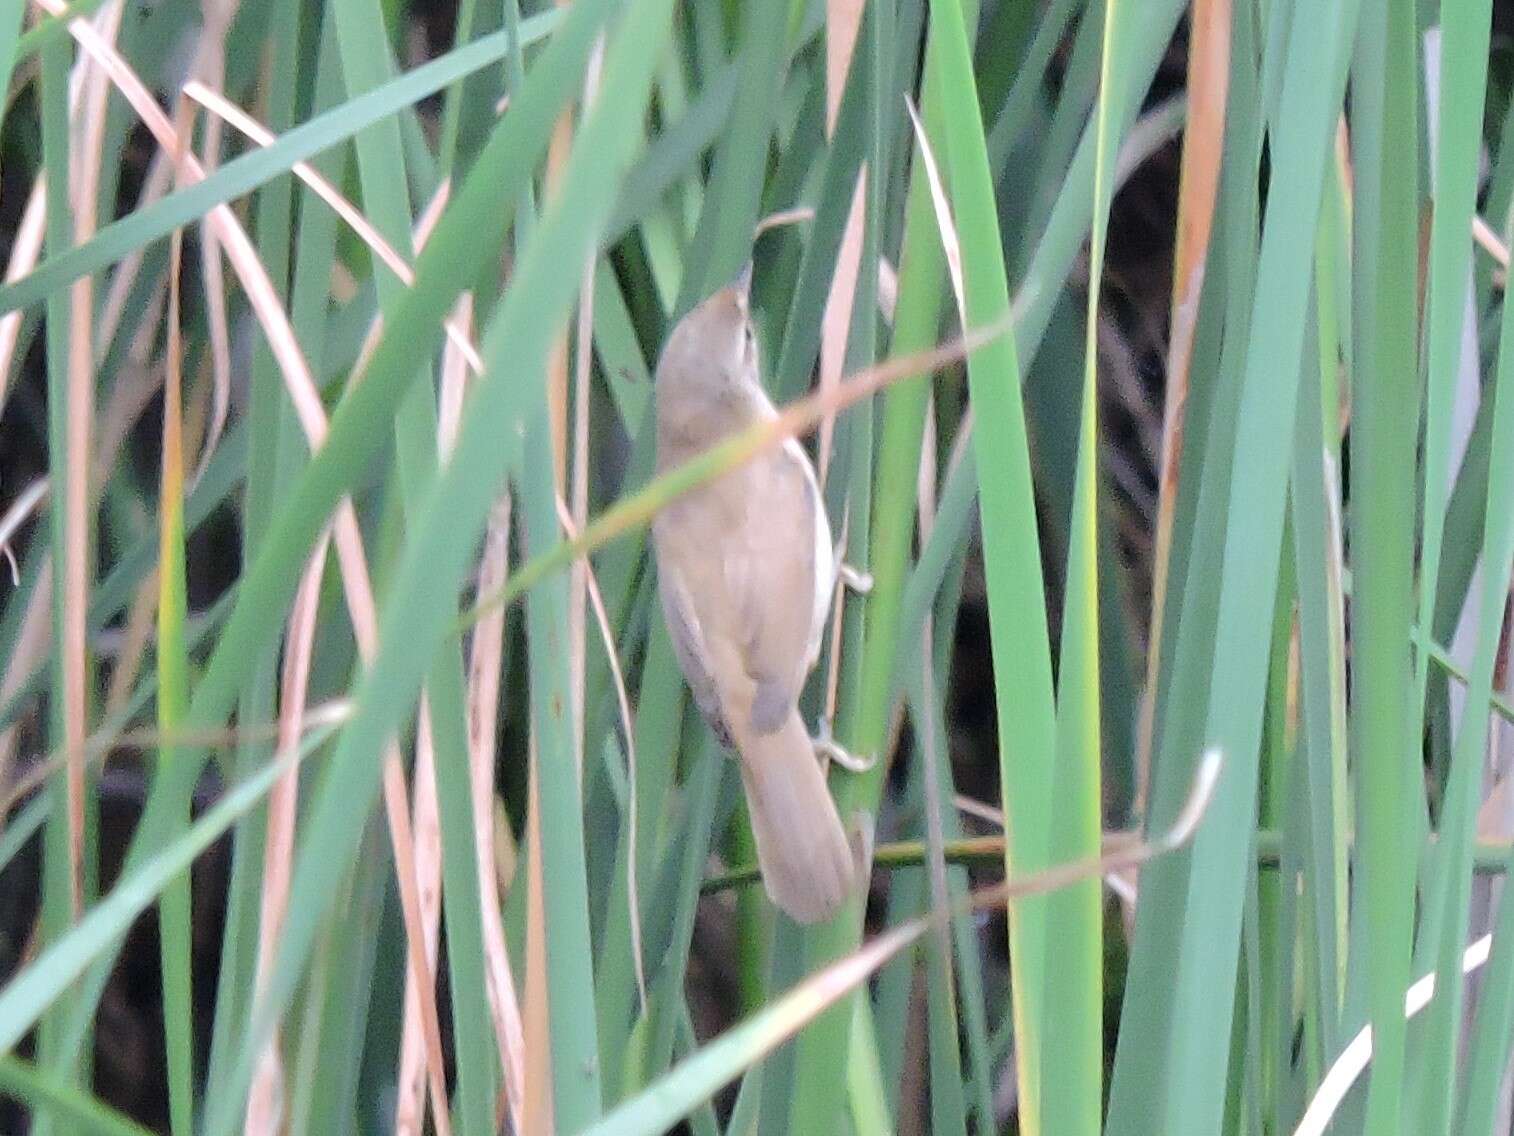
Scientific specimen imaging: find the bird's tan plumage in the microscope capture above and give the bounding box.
[651,278,858,924]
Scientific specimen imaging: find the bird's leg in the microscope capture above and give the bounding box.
[813,715,875,773]
[833,539,873,595]
[817,533,871,772]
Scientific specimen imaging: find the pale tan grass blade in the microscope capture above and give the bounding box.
[469,496,527,1136]
[394,698,447,1136]
[554,496,647,1007]
[1135,0,1231,816]
[246,531,331,1136]
[184,2,237,485]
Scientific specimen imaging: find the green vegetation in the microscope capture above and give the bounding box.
[2,1,1514,1133]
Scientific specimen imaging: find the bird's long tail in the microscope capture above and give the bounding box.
[736,710,858,924]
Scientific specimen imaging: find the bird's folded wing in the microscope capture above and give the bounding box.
[738,446,822,732]
[657,555,735,748]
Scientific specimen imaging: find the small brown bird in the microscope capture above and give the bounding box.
[651,267,864,924]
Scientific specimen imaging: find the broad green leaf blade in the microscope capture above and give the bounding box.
[1152,3,1360,1131]
[1349,4,1422,1130]
[1039,0,1127,1126]
[918,1,1057,1126]
[155,245,194,1136]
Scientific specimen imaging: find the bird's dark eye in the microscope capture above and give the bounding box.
[743,324,756,357]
